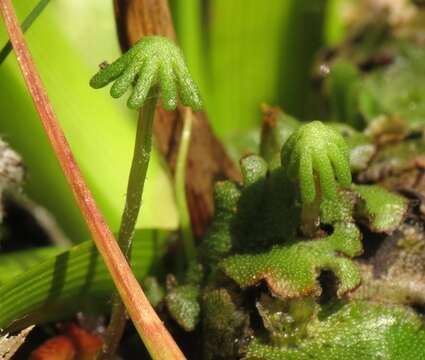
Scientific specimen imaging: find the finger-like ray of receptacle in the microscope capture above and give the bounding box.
[159,61,178,111]
[328,143,352,187]
[314,151,337,200]
[110,58,145,99]
[299,151,315,204]
[330,130,350,158]
[90,55,130,89]
[127,60,160,109]
[173,60,202,110]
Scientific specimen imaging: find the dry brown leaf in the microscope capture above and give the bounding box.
[0,326,34,360]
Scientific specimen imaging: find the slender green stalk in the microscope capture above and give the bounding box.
[90,35,201,358]
[175,108,196,261]
[99,88,159,359]
[118,88,159,257]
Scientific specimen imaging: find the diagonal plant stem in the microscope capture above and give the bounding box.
[99,88,159,359]
[117,89,159,258]
[0,1,185,359]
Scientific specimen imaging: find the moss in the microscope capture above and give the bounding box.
[221,225,362,299]
[202,288,250,360]
[245,301,425,360]
[358,44,425,130]
[220,186,363,299]
[142,277,165,308]
[165,284,201,331]
[199,141,408,302]
[256,294,318,346]
[200,181,241,266]
[353,184,408,233]
[163,115,417,358]
[352,222,425,307]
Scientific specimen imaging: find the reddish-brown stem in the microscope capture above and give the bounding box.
[0,1,185,359]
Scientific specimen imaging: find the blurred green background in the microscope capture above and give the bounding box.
[0,0,347,244]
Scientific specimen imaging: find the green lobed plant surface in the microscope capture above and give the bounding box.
[160,120,417,359]
[245,301,425,360]
[1,1,425,359]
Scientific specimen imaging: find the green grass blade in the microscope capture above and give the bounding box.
[206,0,326,138]
[324,0,347,45]
[0,0,50,64]
[171,0,206,95]
[278,1,326,118]
[0,247,64,285]
[0,230,166,332]
[207,0,286,137]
